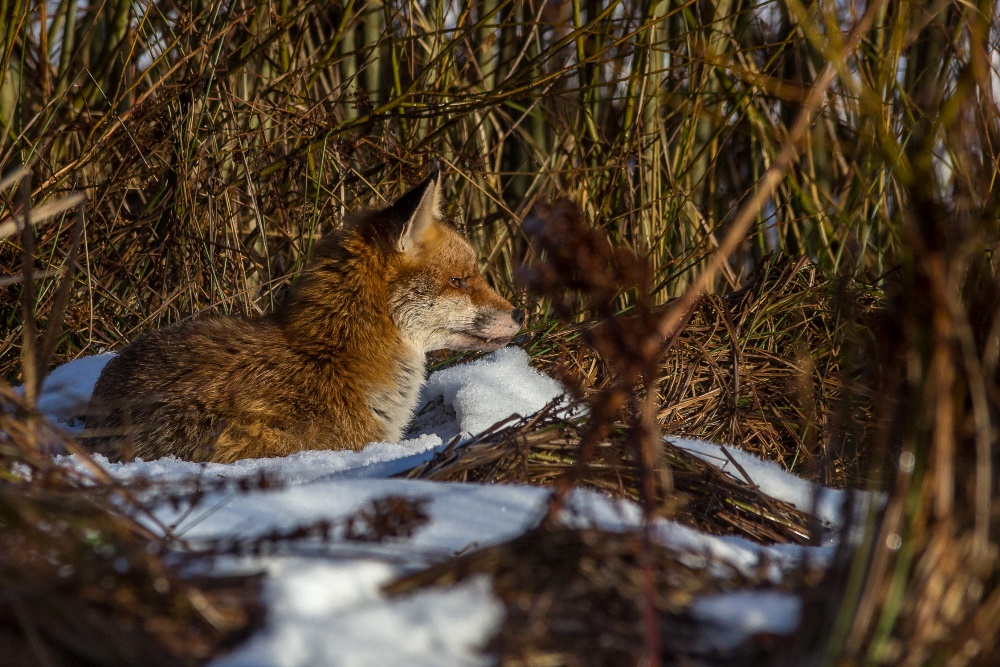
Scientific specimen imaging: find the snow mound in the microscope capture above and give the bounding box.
[422,346,566,436]
[216,560,501,667]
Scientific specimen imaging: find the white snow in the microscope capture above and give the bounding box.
[217,561,502,667]
[154,477,829,580]
[159,477,822,665]
[62,435,447,486]
[422,347,566,436]
[23,351,115,430]
[690,590,802,652]
[27,348,871,665]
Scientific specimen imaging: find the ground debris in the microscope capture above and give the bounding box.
[385,525,789,666]
[0,383,264,666]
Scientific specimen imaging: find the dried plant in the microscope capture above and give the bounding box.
[1,0,998,664]
[0,383,263,666]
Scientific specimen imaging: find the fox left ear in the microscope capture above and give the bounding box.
[392,170,440,254]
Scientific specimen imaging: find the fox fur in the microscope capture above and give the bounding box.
[83,172,523,463]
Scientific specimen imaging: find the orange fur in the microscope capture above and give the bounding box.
[84,173,523,462]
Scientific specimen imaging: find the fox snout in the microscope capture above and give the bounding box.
[467,306,524,351]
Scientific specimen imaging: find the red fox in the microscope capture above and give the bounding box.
[84,171,524,462]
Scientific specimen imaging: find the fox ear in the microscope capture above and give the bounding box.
[392,170,440,254]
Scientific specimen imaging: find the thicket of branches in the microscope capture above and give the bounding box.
[1,0,999,664]
[1,0,995,371]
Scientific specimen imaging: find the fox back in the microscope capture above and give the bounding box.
[84,172,524,462]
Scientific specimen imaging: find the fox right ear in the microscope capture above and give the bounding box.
[391,170,440,254]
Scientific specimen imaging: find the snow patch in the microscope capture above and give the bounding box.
[690,590,802,653]
[22,352,114,431]
[422,347,565,436]
[216,559,501,667]
[155,478,828,582]
[59,434,445,486]
[25,350,870,665]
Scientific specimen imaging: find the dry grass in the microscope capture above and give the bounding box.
[407,253,869,544]
[4,0,995,379]
[0,383,264,666]
[531,253,879,483]
[1,0,999,664]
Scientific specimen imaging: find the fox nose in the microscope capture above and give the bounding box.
[511,309,525,326]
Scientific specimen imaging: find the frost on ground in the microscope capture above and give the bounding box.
[29,346,869,665]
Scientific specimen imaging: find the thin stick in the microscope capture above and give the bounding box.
[39,204,85,371]
[20,171,39,411]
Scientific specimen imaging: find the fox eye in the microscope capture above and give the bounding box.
[450,276,469,289]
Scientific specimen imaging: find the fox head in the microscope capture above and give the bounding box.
[380,172,524,353]
[282,171,523,355]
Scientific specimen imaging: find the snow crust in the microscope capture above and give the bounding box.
[27,348,869,665]
[217,561,502,667]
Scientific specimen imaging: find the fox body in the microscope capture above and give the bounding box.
[84,173,523,462]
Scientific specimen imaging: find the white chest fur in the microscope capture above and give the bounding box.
[368,346,427,442]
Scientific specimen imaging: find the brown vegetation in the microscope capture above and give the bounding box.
[0,384,264,666]
[1,0,998,664]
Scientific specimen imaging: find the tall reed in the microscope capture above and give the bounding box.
[1,1,999,661]
[6,0,994,374]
